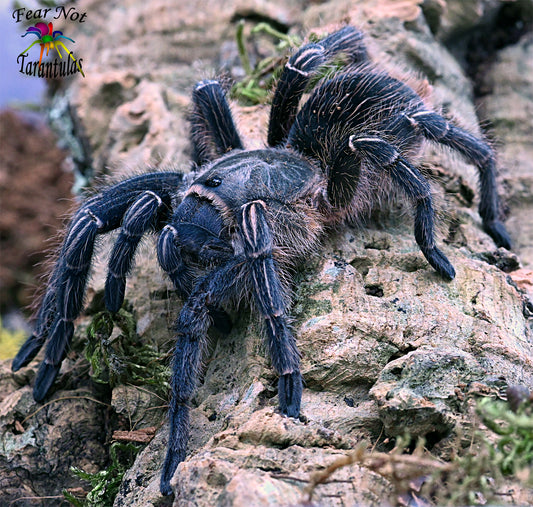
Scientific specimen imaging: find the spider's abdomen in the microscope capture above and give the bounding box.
[288,67,425,164]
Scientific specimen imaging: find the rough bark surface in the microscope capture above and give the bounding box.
[1,1,532,506]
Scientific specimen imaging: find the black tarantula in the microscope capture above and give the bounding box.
[12,26,511,495]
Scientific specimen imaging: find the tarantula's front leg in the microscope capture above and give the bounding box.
[161,261,239,495]
[239,201,302,416]
[406,111,511,249]
[268,26,368,147]
[348,136,456,280]
[161,203,302,495]
[157,222,233,334]
[105,190,166,312]
[12,173,183,401]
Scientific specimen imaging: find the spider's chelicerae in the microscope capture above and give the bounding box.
[13,26,511,495]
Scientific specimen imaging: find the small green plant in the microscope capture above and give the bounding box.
[231,20,301,105]
[477,388,533,479]
[230,22,357,106]
[85,309,171,399]
[428,389,532,505]
[61,309,170,505]
[430,434,503,506]
[63,442,139,506]
[304,386,533,505]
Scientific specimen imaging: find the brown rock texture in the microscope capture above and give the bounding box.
[1,1,532,506]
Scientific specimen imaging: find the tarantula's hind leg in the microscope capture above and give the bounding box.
[349,136,456,280]
[407,111,511,249]
[239,201,302,416]
[268,25,369,147]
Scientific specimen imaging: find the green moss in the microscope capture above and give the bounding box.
[477,394,533,477]
[292,259,341,322]
[63,442,139,506]
[85,309,171,400]
[422,388,533,505]
[290,265,333,321]
[308,387,533,505]
[63,309,171,505]
[293,297,333,321]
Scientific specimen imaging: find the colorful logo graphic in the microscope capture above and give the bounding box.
[19,21,85,77]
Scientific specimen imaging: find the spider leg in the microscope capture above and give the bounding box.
[161,261,240,495]
[38,44,45,68]
[157,224,193,299]
[13,210,100,400]
[348,136,456,280]
[12,173,184,402]
[105,190,166,312]
[161,201,302,495]
[18,39,41,57]
[239,201,302,416]
[55,41,85,76]
[190,80,243,166]
[157,209,234,334]
[268,26,368,147]
[406,111,511,249]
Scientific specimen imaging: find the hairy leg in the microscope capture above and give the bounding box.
[268,26,369,147]
[12,172,183,401]
[406,110,511,249]
[347,135,455,280]
[157,199,234,334]
[161,261,239,495]
[239,200,302,415]
[105,190,167,312]
[161,201,304,495]
[190,80,243,166]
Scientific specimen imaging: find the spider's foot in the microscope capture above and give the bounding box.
[104,275,126,314]
[278,371,302,418]
[34,361,62,402]
[422,246,456,281]
[32,319,74,401]
[484,220,512,250]
[160,448,186,496]
[12,334,45,371]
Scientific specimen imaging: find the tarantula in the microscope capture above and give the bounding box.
[12,26,511,496]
